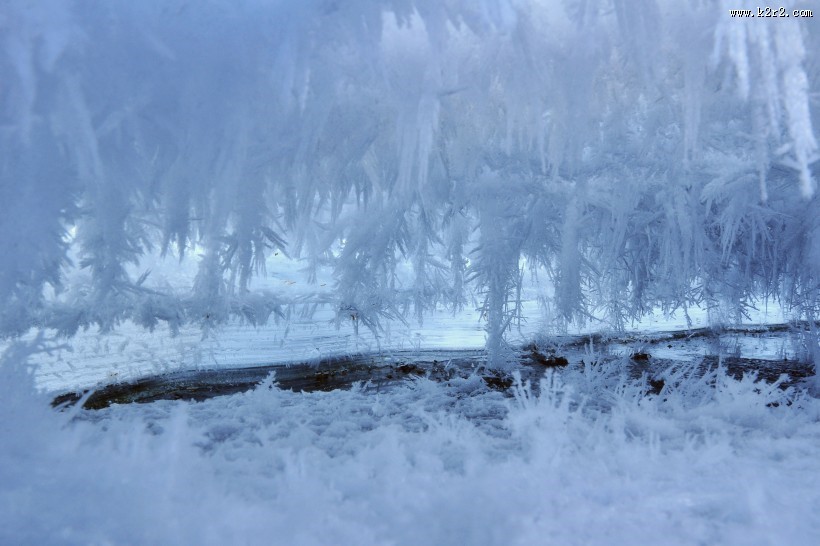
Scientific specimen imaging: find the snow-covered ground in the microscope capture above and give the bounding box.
[3,338,820,545]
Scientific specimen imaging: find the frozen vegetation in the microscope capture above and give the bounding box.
[2,0,820,543]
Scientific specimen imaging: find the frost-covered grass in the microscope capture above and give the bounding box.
[3,342,820,545]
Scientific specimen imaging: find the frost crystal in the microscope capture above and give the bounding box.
[1,1,818,357]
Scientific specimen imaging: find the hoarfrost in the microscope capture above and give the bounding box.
[0,1,818,356]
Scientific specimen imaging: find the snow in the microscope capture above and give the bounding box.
[2,0,820,543]
[4,340,820,545]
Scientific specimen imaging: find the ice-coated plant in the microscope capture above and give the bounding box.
[1,0,818,363]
